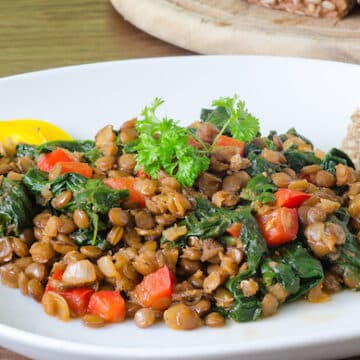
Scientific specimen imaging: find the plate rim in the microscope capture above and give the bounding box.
[1,55,360,359]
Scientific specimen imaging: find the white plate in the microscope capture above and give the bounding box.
[0,56,360,360]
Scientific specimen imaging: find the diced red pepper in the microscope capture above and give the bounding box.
[45,268,64,292]
[104,177,145,207]
[227,222,242,238]
[38,148,72,172]
[60,288,94,316]
[133,265,175,310]
[136,167,150,179]
[275,189,311,208]
[215,135,245,156]
[88,290,126,322]
[257,207,299,246]
[56,161,93,178]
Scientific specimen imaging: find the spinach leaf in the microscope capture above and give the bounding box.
[37,140,95,153]
[0,178,33,235]
[261,258,300,295]
[284,149,321,173]
[279,243,324,302]
[321,148,355,174]
[286,128,313,147]
[22,168,48,194]
[225,270,262,322]
[185,199,267,270]
[50,173,88,195]
[329,210,360,288]
[240,174,277,204]
[16,143,37,158]
[247,151,282,176]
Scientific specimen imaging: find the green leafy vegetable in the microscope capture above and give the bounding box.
[37,140,95,153]
[22,168,48,194]
[240,174,277,204]
[23,171,129,246]
[200,106,230,134]
[329,210,360,289]
[321,148,355,174]
[135,98,210,187]
[247,151,282,176]
[0,178,33,235]
[225,270,262,322]
[16,143,37,158]
[279,244,324,302]
[284,148,321,173]
[185,199,267,271]
[210,95,260,143]
[286,128,313,147]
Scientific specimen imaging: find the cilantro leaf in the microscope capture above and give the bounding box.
[211,95,260,143]
[135,98,210,187]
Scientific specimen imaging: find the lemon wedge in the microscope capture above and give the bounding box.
[0,119,72,145]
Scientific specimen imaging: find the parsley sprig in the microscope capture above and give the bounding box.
[210,95,260,147]
[135,95,260,188]
[135,98,209,187]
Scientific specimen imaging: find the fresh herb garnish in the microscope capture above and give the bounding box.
[209,95,260,143]
[135,98,210,187]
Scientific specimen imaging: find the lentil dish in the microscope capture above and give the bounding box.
[0,95,359,330]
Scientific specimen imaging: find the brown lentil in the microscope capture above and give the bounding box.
[262,293,279,317]
[51,191,72,209]
[134,308,157,328]
[27,278,44,302]
[30,242,55,264]
[25,262,47,281]
[191,299,211,317]
[107,226,124,246]
[82,314,105,328]
[73,209,90,229]
[164,304,201,330]
[0,237,13,263]
[205,312,225,327]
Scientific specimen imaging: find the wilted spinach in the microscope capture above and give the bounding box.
[321,148,355,174]
[240,174,277,204]
[261,244,324,302]
[284,148,321,173]
[185,199,267,271]
[328,210,360,289]
[0,178,33,235]
[225,270,262,322]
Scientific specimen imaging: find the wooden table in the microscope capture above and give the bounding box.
[0,1,358,360]
[0,0,191,78]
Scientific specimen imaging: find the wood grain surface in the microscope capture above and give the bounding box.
[111,0,360,64]
[0,1,359,359]
[0,0,191,78]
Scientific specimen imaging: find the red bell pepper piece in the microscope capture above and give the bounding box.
[104,177,145,207]
[257,207,299,246]
[275,189,311,208]
[215,135,245,156]
[88,290,126,322]
[133,265,175,310]
[38,148,72,172]
[55,161,93,178]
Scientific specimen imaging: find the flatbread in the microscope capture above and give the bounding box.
[342,109,360,169]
